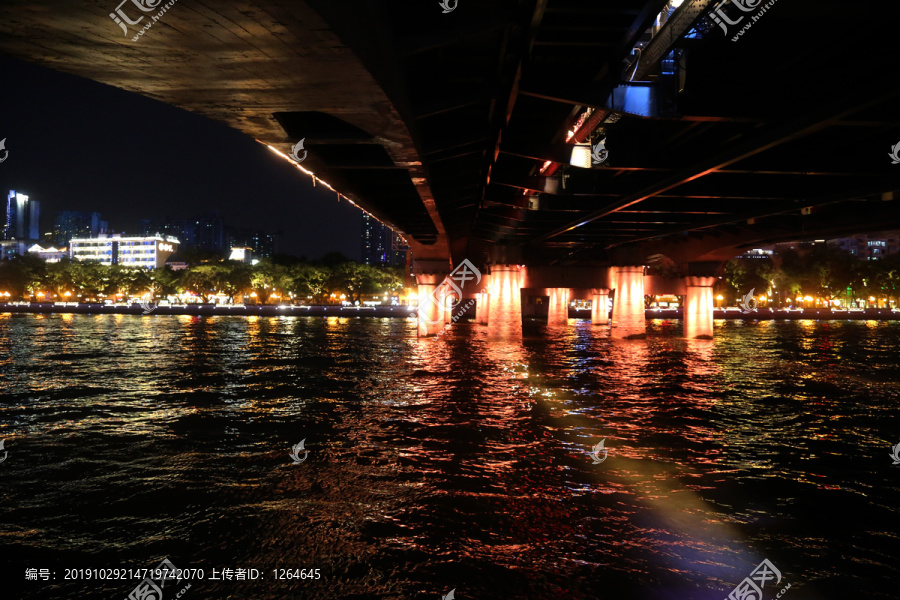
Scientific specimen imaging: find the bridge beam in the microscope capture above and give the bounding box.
[632,0,714,81]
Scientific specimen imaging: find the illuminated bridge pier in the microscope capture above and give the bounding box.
[416,261,721,340]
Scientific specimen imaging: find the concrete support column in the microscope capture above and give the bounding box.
[611,266,646,339]
[684,276,716,339]
[487,264,524,338]
[476,291,490,325]
[547,287,570,326]
[444,290,454,324]
[591,288,610,325]
[414,271,449,338]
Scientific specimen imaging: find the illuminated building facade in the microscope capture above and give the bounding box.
[69,234,179,268]
[229,247,255,264]
[827,232,900,260]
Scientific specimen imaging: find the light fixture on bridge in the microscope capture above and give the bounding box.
[569,143,592,168]
[527,195,540,211]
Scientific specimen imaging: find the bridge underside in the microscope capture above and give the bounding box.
[1,0,899,267]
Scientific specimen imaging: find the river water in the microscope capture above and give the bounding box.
[0,313,897,599]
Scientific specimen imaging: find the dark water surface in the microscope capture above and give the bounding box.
[0,313,897,599]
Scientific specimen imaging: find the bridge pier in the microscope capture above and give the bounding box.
[413,260,451,338]
[476,291,490,325]
[611,266,646,339]
[591,288,610,325]
[683,276,716,339]
[415,277,445,337]
[487,264,524,338]
[444,292,454,325]
[547,287,570,326]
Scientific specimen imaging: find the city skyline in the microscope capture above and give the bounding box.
[0,56,363,261]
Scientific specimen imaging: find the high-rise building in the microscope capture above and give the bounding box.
[192,211,224,253]
[140,217,195,246]
[361,213,408,267]
[251,230,281,259]
[226,227,280,259]
[4,190,40,241]
[225,226,250,252]
[53,211,105,245]
[139,213,277,258]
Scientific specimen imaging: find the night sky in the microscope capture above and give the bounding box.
[0,56,363,260]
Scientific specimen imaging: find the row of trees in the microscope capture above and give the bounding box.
[722,246,900,305]
[2,245,897,307]
[0,254,406,305]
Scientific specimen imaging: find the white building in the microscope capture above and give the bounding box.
[28,244,67,263]
[69,234,179,268]
[229,246,254,264]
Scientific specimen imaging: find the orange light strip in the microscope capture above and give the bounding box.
[259,141,410,247]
